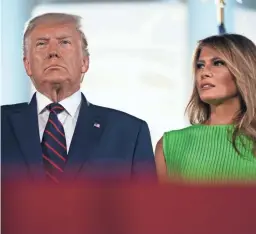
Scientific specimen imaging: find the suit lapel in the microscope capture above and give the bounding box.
[10,94,45,180]
[63,95,105,179]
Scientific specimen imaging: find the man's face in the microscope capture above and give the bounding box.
[23,22,88,91]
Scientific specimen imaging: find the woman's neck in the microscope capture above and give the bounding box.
[206,98,240,125]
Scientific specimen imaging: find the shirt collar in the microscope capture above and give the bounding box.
[35,90,82,117]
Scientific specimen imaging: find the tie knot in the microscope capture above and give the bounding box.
[47,103,65,114]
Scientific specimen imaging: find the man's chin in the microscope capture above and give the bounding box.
[43,77,68,85]
[40,80,65,92]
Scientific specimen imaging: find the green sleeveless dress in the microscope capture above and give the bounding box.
[163,125,256,183]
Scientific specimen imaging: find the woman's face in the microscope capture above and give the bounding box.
[195,46,238,105]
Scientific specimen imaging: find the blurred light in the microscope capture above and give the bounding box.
[201,0,243,4]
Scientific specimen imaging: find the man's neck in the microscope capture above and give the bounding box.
[37,84,80,102]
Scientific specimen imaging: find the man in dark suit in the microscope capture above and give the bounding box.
[1,13,155,182]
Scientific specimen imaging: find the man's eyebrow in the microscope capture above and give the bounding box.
[56,36,72,40]
[35,36,73,41]
[35,37,49,41]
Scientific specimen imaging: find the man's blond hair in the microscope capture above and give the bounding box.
[23,12,89,57]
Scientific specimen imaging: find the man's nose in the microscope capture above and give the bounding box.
[47,43,60,59]
[48,51,60,59]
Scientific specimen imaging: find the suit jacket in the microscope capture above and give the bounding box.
[1,93,156,182]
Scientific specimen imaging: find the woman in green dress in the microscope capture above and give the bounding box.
[155,34,256,183]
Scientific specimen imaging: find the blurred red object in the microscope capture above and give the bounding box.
[2,180,256,234]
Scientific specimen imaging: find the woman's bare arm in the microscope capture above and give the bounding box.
[155,137,169,182]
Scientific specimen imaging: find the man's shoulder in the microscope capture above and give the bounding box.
[89,103,146,125]
[1,102,28,115]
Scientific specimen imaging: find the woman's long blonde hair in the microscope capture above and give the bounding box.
[186,34,256,155]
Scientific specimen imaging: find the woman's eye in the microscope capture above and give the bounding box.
[214,60,225,66]
[196,63,204,69]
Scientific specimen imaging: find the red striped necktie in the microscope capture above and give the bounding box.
[41,103,67,183]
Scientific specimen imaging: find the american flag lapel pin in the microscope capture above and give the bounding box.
[93,123,100,128]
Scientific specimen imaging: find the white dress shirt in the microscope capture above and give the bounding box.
[35,90,82,153]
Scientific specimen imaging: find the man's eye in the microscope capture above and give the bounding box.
[61,40,71,44]
[36,42,45,46]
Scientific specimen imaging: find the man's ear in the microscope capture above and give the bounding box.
[23,56,32,76]
[81,56,89,74]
